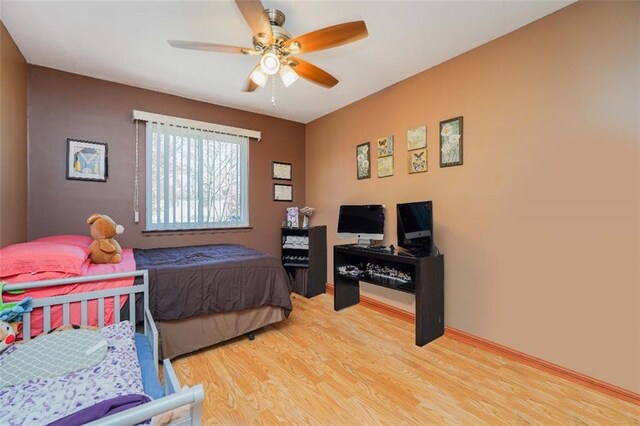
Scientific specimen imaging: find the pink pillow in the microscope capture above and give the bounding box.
[32,234,93,248]
[3,270,76,283]
[0,242,90,277]
[3,258,91,284]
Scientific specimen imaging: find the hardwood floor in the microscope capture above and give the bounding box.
[172,293,640,425]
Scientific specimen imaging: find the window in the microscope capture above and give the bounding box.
[145,121,249,230]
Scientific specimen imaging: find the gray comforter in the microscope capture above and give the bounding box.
[133,244,292,321]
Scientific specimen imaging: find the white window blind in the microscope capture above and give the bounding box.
[145,121,249,230]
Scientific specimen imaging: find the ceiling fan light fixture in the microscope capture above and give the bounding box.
[279,65,299,87]
[288,41,301,53]
[260,52,280,75]
[250,67,268,87]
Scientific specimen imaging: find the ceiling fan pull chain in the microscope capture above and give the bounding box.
[271,76,277,108]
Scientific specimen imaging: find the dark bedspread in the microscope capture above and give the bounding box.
[133,244,292,321]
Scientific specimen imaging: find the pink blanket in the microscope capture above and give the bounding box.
[4,249,136,337]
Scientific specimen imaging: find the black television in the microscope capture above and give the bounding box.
[396,201,433,255]
[337,205,385,246]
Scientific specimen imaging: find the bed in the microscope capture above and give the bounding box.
[1,237,293,359]
[0,270,204,425]
[132,244,292,358]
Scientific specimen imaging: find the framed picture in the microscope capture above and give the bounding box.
[356,142,371,180]
[408,149,427,174]
[377,135,394,157]
[273,184,293,202]
[440,116,463,167]
[407,126,427,150]
[272,161,292,180]
[66,139,108,182]
[377,155,394,178]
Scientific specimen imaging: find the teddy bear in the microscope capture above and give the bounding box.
[87,214,124,264]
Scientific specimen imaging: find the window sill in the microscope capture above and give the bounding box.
[142,226,253,236]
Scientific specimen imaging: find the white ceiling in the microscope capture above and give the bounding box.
[1,1,573,123]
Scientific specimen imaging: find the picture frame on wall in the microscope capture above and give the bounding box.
[273,183,293,202]
[408,149,427,174]
[66,138,108,182]
[377,135,394,157]
[272,161,292,180]
[356,142,371,180]
[407,126,427,150]
[377,155,394,178]
[440,116,463,167]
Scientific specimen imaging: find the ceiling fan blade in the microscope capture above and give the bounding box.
[289,57,338,88]
[242,65,260,92]
[234,0,273,40]
[285,21,368,54]
[243,78,259,92]
[168,40,252,54]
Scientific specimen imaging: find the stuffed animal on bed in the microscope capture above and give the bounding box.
[87,214,124,264]
[0,282,33,323]
[0,321,17,354]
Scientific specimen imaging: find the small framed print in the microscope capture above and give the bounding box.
[356,142,371,180]
[377,135,394,157]
[440,116,463,167]
[377,155,394,178]
[273,184,293,202]
[272,161,292,180]
[66,139,108,182]
[408,149,427,174]
[407,126,427,150]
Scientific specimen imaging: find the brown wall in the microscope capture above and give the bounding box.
[28,66,305,256]
[0,22,28,246]
[306,1,639,392]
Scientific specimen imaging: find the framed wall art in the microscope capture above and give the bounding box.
[272,161,292,180]
[408,149,427,174]
[377,135,394,157]
[356,142,371,180]
[377,155,394,178]
[66,139,108,182]
[440,116,463,167]
[273,184,293,202]
[407,125,427,150]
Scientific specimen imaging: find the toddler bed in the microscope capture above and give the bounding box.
[0,270,204,425]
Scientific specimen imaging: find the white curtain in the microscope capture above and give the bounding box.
[145,121,249,230]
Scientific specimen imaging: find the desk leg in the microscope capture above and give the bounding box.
[334,277,360,311]
[415,255,445,346]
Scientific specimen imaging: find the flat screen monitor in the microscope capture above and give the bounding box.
[337,205,385,246]
[397,201,433,255]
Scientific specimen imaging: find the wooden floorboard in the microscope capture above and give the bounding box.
[171,293,640,425]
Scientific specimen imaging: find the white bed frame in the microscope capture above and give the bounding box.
[3,270,204,426]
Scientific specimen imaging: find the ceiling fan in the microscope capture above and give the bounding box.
[168,0,368,92]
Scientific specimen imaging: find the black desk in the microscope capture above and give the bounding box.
[333,245,444,346]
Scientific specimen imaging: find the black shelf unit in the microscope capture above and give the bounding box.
[333,244,444,346]
[281,226,327,297]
